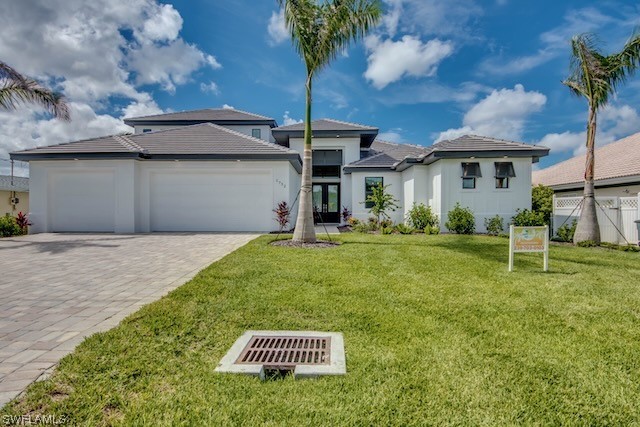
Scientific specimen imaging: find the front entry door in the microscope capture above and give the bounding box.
[312,183,340,224]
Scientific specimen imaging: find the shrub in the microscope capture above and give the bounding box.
[601,242,640,252]
[347,217,360,227]
[16,212,31,233]
[577,240,598,248]
[445,203,475,234]
[379,218,393,229]
[381,225,394,235]
[511,209,546,227]
[424,225,440,235]
[341,206,351,223]
[364,183,400,225]
[0,215,22,237]
[532,184,553,224]
[367,217,379,231]
[273,201,291,232]
[484,215,504,236]
[394,223,415,235]
[406,203,438,230]
[555,220,577,243]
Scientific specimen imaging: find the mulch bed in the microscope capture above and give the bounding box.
[337,225,352,233]
[270,239,341,249]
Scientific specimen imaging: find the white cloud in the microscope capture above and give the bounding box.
[222,104,235,110]
[378,129,405,143]
[200,81,220,95]
[478,8,621,75]
[537,104,640,156]
[364,35,454,89]
[0,0,219,173]
[435,84,547,142]
[283,111,302,126]
[267,9,289,46]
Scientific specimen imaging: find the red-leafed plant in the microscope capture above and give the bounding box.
[16,211,31,234]
[273,201,291,233]
[341,206,351,224]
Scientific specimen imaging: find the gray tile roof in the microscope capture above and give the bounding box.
[431,135,548,152]
[533,131,640,188]
[345,135,549,172]
[273,118,378,132]
[11,124,301,170]
[0,175,28,192]
[123,108,275,124]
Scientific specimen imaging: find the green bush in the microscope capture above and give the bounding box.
[394,223,415,235]
[601,242,640,252]
[555,220,577,243]
[424,225,440,235]
[0,215,22,237]
[406,203,439,230]
[379,218,393,229]
[532,184,553,224]
[484,215,504,236]
[381,226,394,235]
[511,209,546,227]
[445,203,475,234]
[577,240,598,248]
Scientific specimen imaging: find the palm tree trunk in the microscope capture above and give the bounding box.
[292,75,317,243]
[574,106,601,244]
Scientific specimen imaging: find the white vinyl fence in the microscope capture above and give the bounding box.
[552,193,640,245]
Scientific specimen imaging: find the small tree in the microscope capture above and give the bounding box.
[484,215,504,236]
[364,183,399,225]
[273,201,291,232]
[532,184,553,224]
[445,203,475,234]
[406,203,438,230]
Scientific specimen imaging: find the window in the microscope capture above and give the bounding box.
[312,150,342,178]
[365,177,383,208]
[142,128,152,133]
[495,162,515,189]
[252,129,261,139]
[461,162,481,189]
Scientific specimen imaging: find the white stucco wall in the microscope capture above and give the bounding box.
[28,159,297,233]
[437,158,533,232]
[1,190,29,216]
[350,171,404,224]
[401,166,429,220]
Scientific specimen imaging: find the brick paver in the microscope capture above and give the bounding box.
[0,233,257,407]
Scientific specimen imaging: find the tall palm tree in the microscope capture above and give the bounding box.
[279,0,381,243]
[563,32,640,244]
[0,61,70,120]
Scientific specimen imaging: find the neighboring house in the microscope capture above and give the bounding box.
[533,132,640,197]
[0,175,29,216]
[11,108,549,233]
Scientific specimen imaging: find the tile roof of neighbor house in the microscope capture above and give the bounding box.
[345,135,549,171]
[10,123,302,171]
[0,175,29,192]
[123,108,277,126]
[533,131,640,189]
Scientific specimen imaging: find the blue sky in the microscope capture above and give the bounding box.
[1,0,640,175]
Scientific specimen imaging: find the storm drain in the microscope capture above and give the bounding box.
[216,331,345,378]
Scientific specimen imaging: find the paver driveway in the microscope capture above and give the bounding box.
[0,233,257,407]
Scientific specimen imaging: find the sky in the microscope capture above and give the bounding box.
[1,0,640,176]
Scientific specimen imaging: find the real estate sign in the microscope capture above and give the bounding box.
[508,225,549,272]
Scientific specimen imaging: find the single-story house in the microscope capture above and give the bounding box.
[0,175,29,216]
[533,131,640,197]
[11,108,549,233]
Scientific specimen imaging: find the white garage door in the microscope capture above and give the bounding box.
[149,171,273,232]
[50,171,116,232]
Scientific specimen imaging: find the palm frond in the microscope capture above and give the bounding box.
[0,76,70,121]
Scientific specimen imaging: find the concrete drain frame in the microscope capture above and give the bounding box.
[215,330,346,379]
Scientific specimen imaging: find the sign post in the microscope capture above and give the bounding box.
[509,225,549,272]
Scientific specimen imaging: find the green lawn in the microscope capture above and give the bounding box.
[3,234,640,425]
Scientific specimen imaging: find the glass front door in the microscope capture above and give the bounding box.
[312,183,340,224]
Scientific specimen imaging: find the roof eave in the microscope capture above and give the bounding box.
[123,119,278,128]
[10,152,142,161]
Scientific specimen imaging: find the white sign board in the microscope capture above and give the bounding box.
[508,225,549,272]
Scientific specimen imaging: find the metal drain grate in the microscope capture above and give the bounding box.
[236,336,331,365]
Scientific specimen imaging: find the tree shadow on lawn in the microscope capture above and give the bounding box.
[0,235,138,255]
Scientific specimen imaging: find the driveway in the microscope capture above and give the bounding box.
[0,233,257,407]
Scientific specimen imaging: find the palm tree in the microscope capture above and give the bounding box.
[279,0,381,243]
[563,32,640,244]
[0,61,70,120]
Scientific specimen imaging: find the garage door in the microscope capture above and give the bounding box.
[50,171,116,232]
[149,171,273,232]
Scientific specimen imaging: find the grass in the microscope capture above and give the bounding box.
[2,234,640,425]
